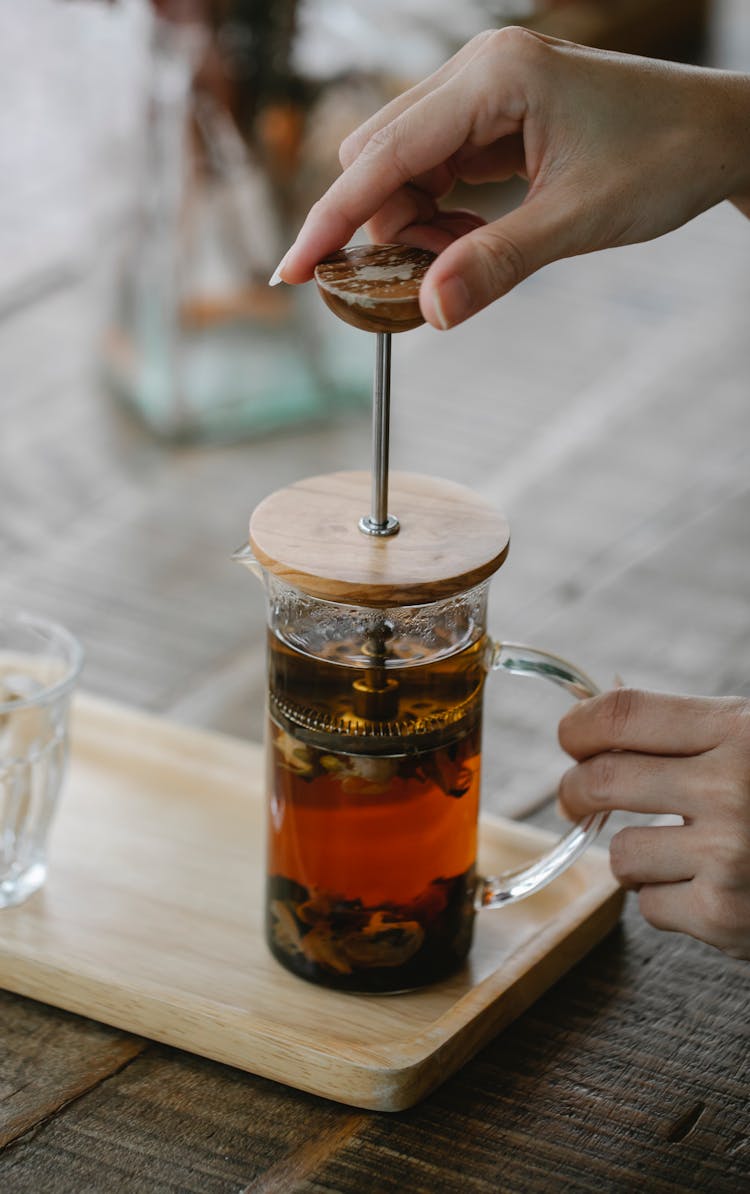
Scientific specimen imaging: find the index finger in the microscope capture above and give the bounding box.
[558,689,738,761]
[339,30,496,168]
[280,73,521,283]
[280,85,472,283]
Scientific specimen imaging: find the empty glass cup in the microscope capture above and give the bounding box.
[0,612,83,908]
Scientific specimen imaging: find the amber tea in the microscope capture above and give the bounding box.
[266,629,487,991]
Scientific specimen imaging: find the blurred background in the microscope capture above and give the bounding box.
[1,0,749,815]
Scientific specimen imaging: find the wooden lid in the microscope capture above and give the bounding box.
[249,471,510,607]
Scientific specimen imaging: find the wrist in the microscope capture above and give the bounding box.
[704,70,750,213]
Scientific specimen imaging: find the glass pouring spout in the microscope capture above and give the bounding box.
[232,543,264,582]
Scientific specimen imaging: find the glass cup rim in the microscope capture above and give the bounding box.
[0,611,84,714]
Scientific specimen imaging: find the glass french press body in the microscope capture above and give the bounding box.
[237,247,606,992]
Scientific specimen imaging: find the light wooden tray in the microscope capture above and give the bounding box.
[0,695,623,1112]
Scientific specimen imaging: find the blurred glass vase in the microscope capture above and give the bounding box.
[103,3,369,441]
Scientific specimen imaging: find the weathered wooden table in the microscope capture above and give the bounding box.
[1,4,749,1191]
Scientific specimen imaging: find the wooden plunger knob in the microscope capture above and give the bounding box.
[314,244,436,333]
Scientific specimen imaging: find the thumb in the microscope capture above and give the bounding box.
[420,197,568,329]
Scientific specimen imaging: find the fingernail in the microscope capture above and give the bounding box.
[430,275,471,329]
[269,251,290,287]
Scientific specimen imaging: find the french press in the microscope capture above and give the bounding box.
[237,245,605,993]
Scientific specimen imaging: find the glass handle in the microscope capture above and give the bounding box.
[476,641,608,910]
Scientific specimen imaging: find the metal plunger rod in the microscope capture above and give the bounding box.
[360,332,399,536]
[372,331,391,526]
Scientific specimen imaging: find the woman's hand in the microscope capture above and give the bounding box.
[275,28,750,328]
[558,688,750,959]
